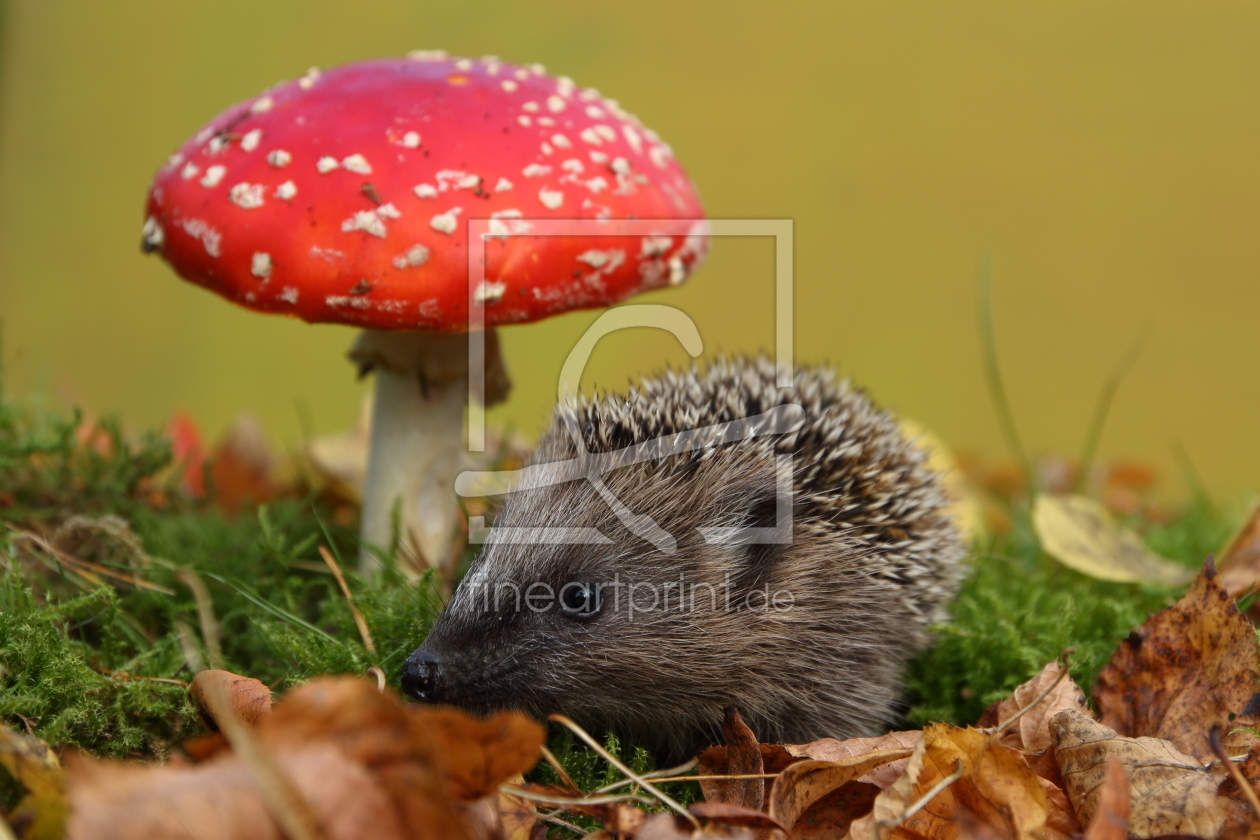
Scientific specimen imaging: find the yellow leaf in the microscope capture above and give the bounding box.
[1032,494,1191,585]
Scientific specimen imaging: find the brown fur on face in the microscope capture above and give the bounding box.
[406,358,966,761]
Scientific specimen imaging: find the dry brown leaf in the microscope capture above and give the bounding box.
[699,708,766,810]
[1049,708,1228,839]
[416,707,546,801]
[189,670,273,730]
[69,676,541,840]
[785,781,880,840]
[1083,758,1129,840]
[636,812,758,839]
[67,744,411,840]
[1220,505,1260,601]
[847,724,1047,840]
[770,748,914,835]
[1032,494,1192,586]
[1033,774,1081,840]
[977,660,1091,753]
[0,722,67,840]
[1093,557,1260,761]
[497,785,538,840]
[787,731,922,790]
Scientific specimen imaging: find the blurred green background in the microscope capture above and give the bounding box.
[1,1,1257,497]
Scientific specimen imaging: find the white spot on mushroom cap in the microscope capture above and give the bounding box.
[522,164,552,178]
[585,105,606,119]
[317,156,339,174]
[517,116,532,128]
[589,150,609,164]
[538,187,564,209]
[325,295,372,310]
[556,76,575,97]
[580,128,602,146]
[377,203,401,219]
[522,101,540,113]
[641,236,674,257]
[166,152,184,169]
[430,207,463,235]
[584,176,609,193]
[488,209,533,238]
[541,142,554,155]
[251,252,272,279]
[401,131,421,148]
[649,145,671,169]
[547,95,566,113]
[474,281,507,304]
[392,245,430,269]
[595,125,617,142]
[275,181,298,200]
[551,134,572,149]
[342,154,372,174]
[577,250,615,268]
[181,162,201,180]
[528,63,546,75]
[195,127,215,145]
[342,210,389,238]
[494,177,513,192]
[611,157,631,175]
[501,80,518,93]
[454,58,473,71]
[623,126,643,155]
[241,129,263,152]
[514,68,529,80]
[207,136,228,155]
[668,256,686,285]
[181,219,222,258]
[229,183,265,209]
[414,184,439,199]
[142,216,164,249]
[279,286,299,303]
[267,150,292,167]
[200,166,226,188]
[561,159,584,173]
[408,49,448,61]
[537,117,555,128]
[251,96,274,114]
[309,246,344,263]
[298,67,321,90]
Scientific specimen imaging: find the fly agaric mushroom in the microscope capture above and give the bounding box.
[142,53,708,577]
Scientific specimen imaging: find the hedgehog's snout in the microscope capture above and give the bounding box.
[400,648,443,703]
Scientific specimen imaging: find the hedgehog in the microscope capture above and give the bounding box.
[402,357,967,761]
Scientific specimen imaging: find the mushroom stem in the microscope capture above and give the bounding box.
[349,329,509,579]
[359,364,464,576]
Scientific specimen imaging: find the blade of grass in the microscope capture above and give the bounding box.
[976,257,1032,492]
[204,572,341,645]
[1076,334,1146,492]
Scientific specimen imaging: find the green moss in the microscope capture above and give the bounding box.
[903,496,1238,726]
[0,391,442,758]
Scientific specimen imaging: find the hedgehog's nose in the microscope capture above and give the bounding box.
[401,649,442,703]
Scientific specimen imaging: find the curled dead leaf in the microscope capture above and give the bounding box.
[1049,708,1228,839]
[0,723,67,840]
[847,724,1047,840]
[1032,494,1191,585]
[1093,558,1260,761]
[786,731,922,790]
[769,748,915,834]
[189,670,273,731]
[1082,758,1129,840]
[978,660,1091,753]
[700,708,766,811]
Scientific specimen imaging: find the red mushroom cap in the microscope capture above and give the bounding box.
[142,54,708,332]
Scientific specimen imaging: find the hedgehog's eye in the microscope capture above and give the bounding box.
[559,582,602,619]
